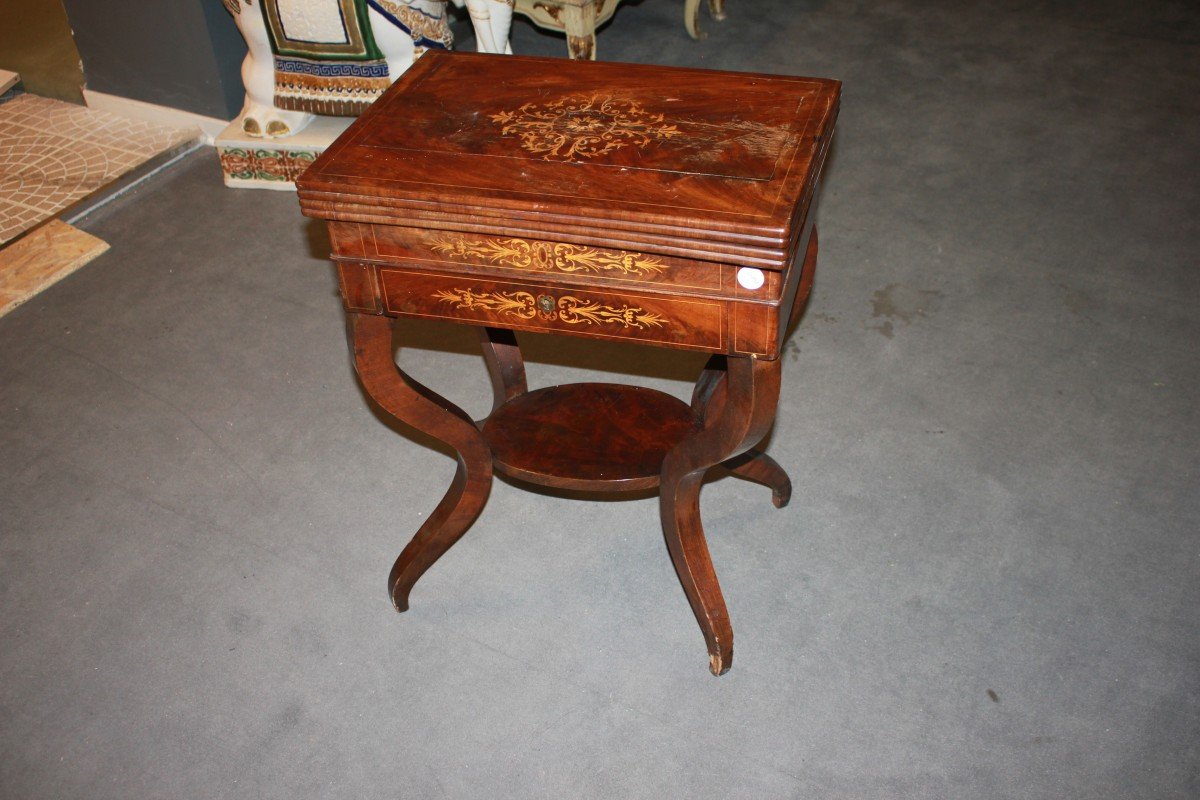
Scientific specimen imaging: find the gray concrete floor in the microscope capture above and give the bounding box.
[2,1,1198,798]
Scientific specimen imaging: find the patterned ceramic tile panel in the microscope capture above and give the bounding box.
[0,94,199,244]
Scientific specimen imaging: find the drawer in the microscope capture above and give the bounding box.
[377,267,727,353]
[329,221,737,293]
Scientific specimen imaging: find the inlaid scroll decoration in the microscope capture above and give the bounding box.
[429,234,667,277]
[556,296,665,329]
[433,288,665,330]
[489,95,681,161]
[432,288,536,319]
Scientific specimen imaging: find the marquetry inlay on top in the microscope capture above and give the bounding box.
[489,95,682,162]
[335,53,815,181]
[298,51,841,257]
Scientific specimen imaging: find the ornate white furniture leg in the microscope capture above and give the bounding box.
[510,0,600,60]
[562,0,597,60]
[685,0,727,40]
[515,0,725,58]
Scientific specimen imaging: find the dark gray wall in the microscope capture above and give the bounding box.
[61,0,246,119]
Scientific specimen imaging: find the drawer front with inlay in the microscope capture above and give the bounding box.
[378,268,726,353]
[369,225,725,293]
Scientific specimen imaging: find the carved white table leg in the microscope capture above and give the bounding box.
[685,0,728,40]
[563,0,597,60]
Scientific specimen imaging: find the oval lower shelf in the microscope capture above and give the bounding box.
[482,383,695,491]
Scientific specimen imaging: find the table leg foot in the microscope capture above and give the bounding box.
[685,0,727,39]
[387,451,492,612]
[351,313,494,612]
[661,465,735,675]
[723,448,792,508]
[662,355,781,675]
[684,0,705,39]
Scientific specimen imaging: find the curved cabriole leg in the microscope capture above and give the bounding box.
[479,326,527,413]
[708,0,727,22]
[662,355,782,675]
[351,313,493,612]
[691,355,792,508]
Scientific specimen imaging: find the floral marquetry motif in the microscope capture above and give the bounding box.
[433,287,666,330]
[429,234,667,278]
[489,95,680,161]
[432,288,536,319]
[557,296,665,329]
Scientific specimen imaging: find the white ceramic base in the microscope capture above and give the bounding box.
[215,115,353,190]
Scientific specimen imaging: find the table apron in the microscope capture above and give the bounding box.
[337,261,786,357]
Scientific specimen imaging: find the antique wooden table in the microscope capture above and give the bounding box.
[297,51,839,675]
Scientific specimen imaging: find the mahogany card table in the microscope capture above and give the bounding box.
[297,51,840,675]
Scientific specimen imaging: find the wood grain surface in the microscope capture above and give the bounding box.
[483,383,696,490]
[298,51,840,269]
[0,220,109,317]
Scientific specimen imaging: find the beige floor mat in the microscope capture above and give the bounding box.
[0,93,198,244]
[0,219,109,317]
